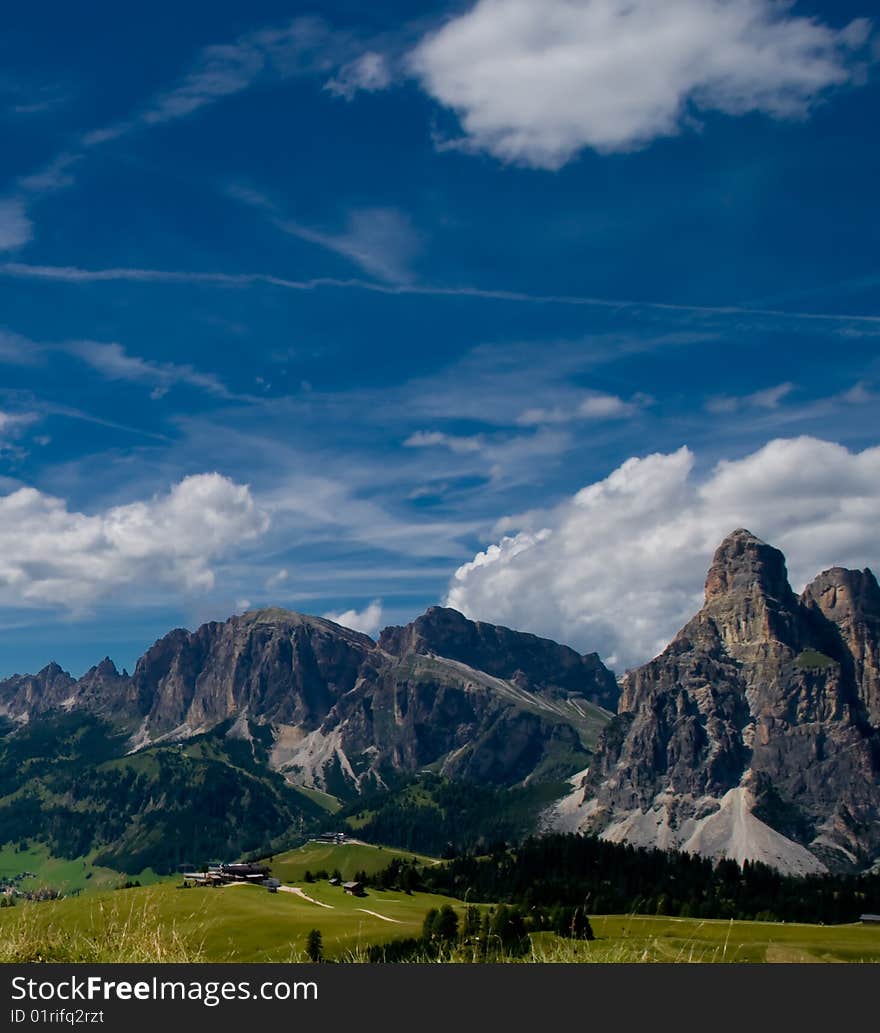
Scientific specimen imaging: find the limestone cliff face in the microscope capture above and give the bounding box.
[130,610,378,738]
[558,530,880,874]
[801,566,880,726]
[0,606,613,793]
[380,606,619,712]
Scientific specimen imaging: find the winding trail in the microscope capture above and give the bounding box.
[357,908,402,923]
[281,886,335,909]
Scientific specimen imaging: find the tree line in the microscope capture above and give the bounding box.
[364,834,880,924]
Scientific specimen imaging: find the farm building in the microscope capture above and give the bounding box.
[342,881,364,897]
[316,832,347,844]
[219,863,270,882]
[859,914,880,924]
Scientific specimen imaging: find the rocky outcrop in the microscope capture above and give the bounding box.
[380,605,619,711]
[552,530,880,873]
[0,662,77,719]
[801,566,880,726]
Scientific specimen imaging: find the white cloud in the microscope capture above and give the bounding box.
[66,340,230,398]
[265,568,289,590]
[410,0,872,168]
[706,381,794,413]
[0,197,33,250]
[446,437,880,671]
[841,380,878,405]
[404,430,484,453]
[138,16,343,128]
[229,187,421,283]
[323,598,383,636]
[0,411,39,436]
[517,391,645,425]
[0,474,269,609]
[279,206,422,283]
[18,153,81,194]
[325,51,391,99]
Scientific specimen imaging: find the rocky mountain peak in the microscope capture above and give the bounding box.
[95,657,120,678]
[704,528,793,605]
[801,566,880,624]
[38,661,73,681]
[555,530,880,874]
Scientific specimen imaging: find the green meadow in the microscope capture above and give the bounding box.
[1,840,878,963]
[539,914,880,964]
[266,839,436,883]
[0,842,166,895]
[0,878,467,962]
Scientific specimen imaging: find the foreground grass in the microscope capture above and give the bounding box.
[1,880,878,964]
[0,880,467,963]
[0,898,202,963]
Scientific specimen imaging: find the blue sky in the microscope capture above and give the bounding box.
[1,0,878,676]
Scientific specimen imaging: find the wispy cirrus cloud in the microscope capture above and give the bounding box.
[517,391,651,426]
[0,198,33,251]
[4,261,880,332]
[404,430,484,454]
[0,329,233,401]
[706,381,795,414]
[229,186,421,283]
[66,340,232,400]
[81,16,362,145]
[324,51,391,100]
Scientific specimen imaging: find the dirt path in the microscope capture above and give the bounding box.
[357,908,402,923]
[280,886,335,909]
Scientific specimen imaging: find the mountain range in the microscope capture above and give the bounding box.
[1,528,878,875]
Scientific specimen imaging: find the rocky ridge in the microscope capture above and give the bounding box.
[0,606,616,796]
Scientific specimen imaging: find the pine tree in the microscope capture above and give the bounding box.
[306,928,323,963]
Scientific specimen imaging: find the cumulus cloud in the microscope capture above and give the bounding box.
[410,0,872,168]
[0,197,33,250]
[323,598,383,636]
[446,437,880,671]
[0,474,269,609]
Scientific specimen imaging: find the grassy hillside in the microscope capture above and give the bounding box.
[0,843,165,895]
[267,840,437,884]
[0,879,468,962]
[338,773,567,855]
[2,880,878,963]
[0,713,325,874]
